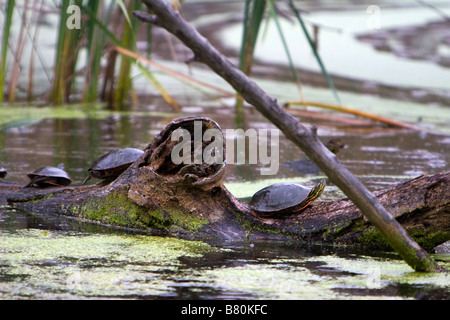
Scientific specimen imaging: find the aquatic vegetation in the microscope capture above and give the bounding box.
[0,0,15,102]
[200,254,449,300]
[0,228,447,299]
[0,104,173,130]
[0,229,214,299]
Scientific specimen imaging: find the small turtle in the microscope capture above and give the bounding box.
[25,163,72,188]
[82,148,144,185]
[249,180,325,217]
[0,167,7,179]
[324,138,345,154]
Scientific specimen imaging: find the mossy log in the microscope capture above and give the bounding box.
[1,117,449,250]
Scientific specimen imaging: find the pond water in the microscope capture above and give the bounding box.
[1,1,450,300]
[0,101,449,300]
[0,221,448,300]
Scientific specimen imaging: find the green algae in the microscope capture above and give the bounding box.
[304,255,450,291]
[201,262,340,299]
[0,229,214,299]
[0,104,174,130]
[0,229,447,299]
[200,254,449,300]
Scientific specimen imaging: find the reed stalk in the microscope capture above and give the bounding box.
[288,0,341,105]
[238,0,266,76]
[267,0,305,102]
[0,0,16,103]
[114,0,139,110]
[49,0,84,104]
[7,0,31,103]
[116,46,235,100]
[235,0,266,113]
[49,0,68,104]
[27,0,40,101]
[82,0,104,103]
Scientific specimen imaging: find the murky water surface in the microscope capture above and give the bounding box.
[0,224,448,300]
[1,1,450,299]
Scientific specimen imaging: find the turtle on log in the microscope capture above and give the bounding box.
[82,148,144,185]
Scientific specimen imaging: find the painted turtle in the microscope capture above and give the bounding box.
[82,148,144,184]
[249,180,325,217]
[25,163,72,188]
[0,167,7,179]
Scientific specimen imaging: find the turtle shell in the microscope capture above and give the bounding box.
[25,163,72,188]
[249,180,325,216]
[83,148,144,184]
[0,167,6,179]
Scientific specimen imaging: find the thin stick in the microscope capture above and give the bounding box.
[287,100,421,131]
[285,107,375,127]
[115,46,240,99]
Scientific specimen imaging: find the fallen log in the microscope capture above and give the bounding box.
[1,117,448,251]
[135,0,441,272]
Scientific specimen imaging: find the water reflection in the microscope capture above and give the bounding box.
[0,112,167,185]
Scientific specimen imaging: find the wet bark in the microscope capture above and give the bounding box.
[1,117,448,253]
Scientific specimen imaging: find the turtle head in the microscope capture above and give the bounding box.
[308,179,326,201]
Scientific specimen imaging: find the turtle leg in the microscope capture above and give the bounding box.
[23,177,48,188]
[23,181,34,188]
[81,175,91,185]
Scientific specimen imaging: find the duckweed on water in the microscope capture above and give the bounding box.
[305,255,449,292]
[0,229,448,299]
[202,263,339,300]
[200,255,449,300]
[0,229,214,299]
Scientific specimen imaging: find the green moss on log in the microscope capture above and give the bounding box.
[406,227,450,251]
[360,226,449,251]
[69,192,209,233]
[77,192,155,229]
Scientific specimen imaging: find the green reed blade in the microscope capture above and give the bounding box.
[236,0,266,112]
[82,0,104,102]
[84,1,177,110]
[0,0,15,103]
[49,0,70,104]
[114,1,141,109]
[414,0,450,20]
[82,3,121,46]
[115,0,133,27]
[138,64,180,110]
[238,0,266,75]
[288,0,341,105]
[268,1,303,94]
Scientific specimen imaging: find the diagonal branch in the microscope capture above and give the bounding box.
[134,0,443,272]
